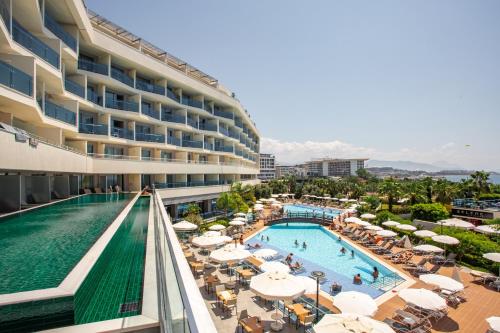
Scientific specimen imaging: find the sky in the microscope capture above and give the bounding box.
[86,0,500,171]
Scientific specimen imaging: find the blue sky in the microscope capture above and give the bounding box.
[86,0,500,170]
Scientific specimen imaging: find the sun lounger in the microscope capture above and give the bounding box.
[403,258,427,270]
[392,252,414,264]
[393,309,431,330]
[375,241,396,255]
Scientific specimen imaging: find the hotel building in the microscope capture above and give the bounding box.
[304,158,368,177]
[258,153,276,180]
[0,0,260,217]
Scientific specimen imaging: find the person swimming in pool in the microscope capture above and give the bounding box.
[353,273,362,285]
[372,267,379,281]
[266,236,270,242]
[338,236,341,242]
[302,241,307,249]
[351,250,355,258]
[294,239,299,247]
[261,235,264,241]
[340,247,346,255]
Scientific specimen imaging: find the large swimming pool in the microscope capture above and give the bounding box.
[284,204,342,219]
[247,223,405,298]
[0,193,134,294]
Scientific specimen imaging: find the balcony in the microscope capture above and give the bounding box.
[64,78,85,98]
[155,179,233,189]
[187,117,198,129]
[203,103,212,113]
[161,111,185,124]
[111,127,134,140]
[142,103,160,120]
[228,130,240,140]
[215,145,233,153]
[44,99,76,125]
[136,132,165,143]
[182,139,203,149]
[79,123,108,135]
[214,108,233,120]
[234,117,243,128]
[135,79,165,96]
[44,12,77,51]
[111,67,134,87]
[235,149,243,156]
[87,89,100,105]
[78,59,108,75]
[12,21,59,69]
[105,98,139,112]
[0,0,10,33]
[167,136,181,146]
[204,142,214,150]
[182,96,203,109]
[218,127,229,136]
[166,87,180,103]
[199,122,217,132]
[0,60,32,96]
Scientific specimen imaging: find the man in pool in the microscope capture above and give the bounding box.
[353,273,362,285]
[285,253,294,264]
[372,267,379,281]
[340,247,346,255]
[337,236,341,242]
[294,239,299,247]
[302,241,307,249]
[351,250,355,258]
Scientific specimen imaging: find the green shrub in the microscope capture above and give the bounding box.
[431,227,500,274]
[478,193,500,200]
[375,211,412,225]
[199,219,229,233]
[410,203,449,222]
[363,195,381,210]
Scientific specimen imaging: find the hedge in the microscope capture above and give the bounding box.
[410,203,449,222]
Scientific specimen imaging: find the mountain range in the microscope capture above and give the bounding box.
[364,160,464,172]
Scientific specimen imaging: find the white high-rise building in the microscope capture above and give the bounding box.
[258,153,276,180]
[304,158,368,177]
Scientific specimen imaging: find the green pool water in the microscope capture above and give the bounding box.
[75,196,150,323]
[0,193,134,295]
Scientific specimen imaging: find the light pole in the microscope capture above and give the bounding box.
[311,270,325,323]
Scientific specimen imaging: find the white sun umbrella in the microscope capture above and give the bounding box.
[419,274,464,292]
[313,314,395,333]
[250,271,305,300]
[432,235,460,245]
[254,206,264,211]
[483,253,500,276]
[229,220,245,226]
[382,221,400,227]
[203,231,221,237]
[234,216,247,221]
[235,212,247,217]
[209,246,251,263]
[339,198,348,202]
[398,288,447,311]
[208,224,226,231]
[253,248,278,259]
[348,199,358,203]
[414,230,437,238]
[295,276,318,293]
[255,200,262,204]
[365,225,383,231]
[361,213,376,220]
[224,243,246,250]
[438,218,475,230]
[413,244,444,253]
[260,261,291,273]
[172,220,198,231]
[333,291,378,317]
[487,317,500,332]
[192,235,232,248]
[475,225,500,235]
[377,230,398,238]
[396,224,417,231]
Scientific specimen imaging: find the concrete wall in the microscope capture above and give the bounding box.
[0,175,21,212]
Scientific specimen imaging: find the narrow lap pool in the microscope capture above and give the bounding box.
[0,193,134,295]
[247,223,405,297]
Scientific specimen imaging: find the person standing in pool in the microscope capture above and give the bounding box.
[294,239,299,247]
[261,235,264,241]
[340,247,346,255]
[266,236,270,242]
[372,267,379,281]
[302,241,307,249]
[351,250,355,258]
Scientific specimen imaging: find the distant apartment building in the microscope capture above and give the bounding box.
[258,153,276,180]
[276,165,306,178]
[304,158,368,177]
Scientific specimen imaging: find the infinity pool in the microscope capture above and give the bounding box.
[247,223,405,297]
[284,204,342,219]
[0,193,134,294]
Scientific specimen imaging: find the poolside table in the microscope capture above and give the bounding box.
[217,290,236,307]
[204,275,219,294]
[287,303,310,323]
[236,268,255,284]
[240,316,263,333]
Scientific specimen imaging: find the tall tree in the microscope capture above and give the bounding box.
[378,178,401,212]
[403,181,426,205]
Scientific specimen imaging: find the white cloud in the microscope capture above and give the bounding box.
[261,137,496,170]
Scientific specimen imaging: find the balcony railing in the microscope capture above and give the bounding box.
[136,132,165,143]
[142,104,160,120]
[199,122,217,132]
[234,117,243,128]
[105,98,139,112]
[182,97,203,109]
[78,59,108,75]
[228,130,239,140]
[218,127,229,136]
[154,180,233,189]
[111,67,134,87]
[214,108,233,120]
[136,79,165,96]
[111,127,134,140]
[87,89,100,105]
[0,0,10,33]
[187,117,198,129]
[12,20,59,69]
[166,87,180,103]
[235,149,243,156]
[0,60,32,96]
[204,142,214,150]
[182,139,203,149]
[162,111,185,124]
[44,99,76,125]
[64,78,85,98]
[44,12,77,51]
[79,123,108,135]
[167,136,181,146]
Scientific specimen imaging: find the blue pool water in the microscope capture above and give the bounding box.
[247,223,405,297]
[284,204,342,219]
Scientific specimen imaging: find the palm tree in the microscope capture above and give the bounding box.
[434,179,458,204]
[216,192,234,216]
[421,177,434,203]
[470,171,491,197]
[403,181,426,205]
[378,178,401,212]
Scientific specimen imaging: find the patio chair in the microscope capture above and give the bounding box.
[415,263,441,276]
[438,289,465,307]
[297,314,315,332]
[393,309,431,330]
[375,241,396,255]
[434,253,456,266]
[222,297,237,314]
[383,318,412,333]
[403,258,427,271]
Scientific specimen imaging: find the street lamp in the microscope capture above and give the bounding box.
[310,270,325,323]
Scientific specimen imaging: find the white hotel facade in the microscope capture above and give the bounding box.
[0,0,260,216]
